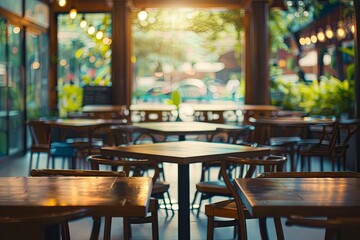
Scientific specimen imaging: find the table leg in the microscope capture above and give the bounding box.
[178,163,190,240]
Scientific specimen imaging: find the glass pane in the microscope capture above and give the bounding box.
[26,32,42,119]
[0,17,7,156]
[25,0,49,28]
[8,24,24,154]
[0,0,22,16]
[132,8,243,104]
[57,13,112,116]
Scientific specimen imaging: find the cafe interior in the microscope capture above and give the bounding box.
[1,0,360,239]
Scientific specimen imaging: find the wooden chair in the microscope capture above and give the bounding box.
[30,169,126,240]
[258,171,360,240]
[334,119,360,171]
[298,121,340,171]
[205,155,287,240]
[87,155,162,240]
[110,125,172,213]
[27,120,78,173]
[191,125,255,214]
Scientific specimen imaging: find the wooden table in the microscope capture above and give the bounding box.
[82,104,130,120]
[46,118,125,154]
[234,177,360,218]
[101,141,270,239]
[0,176,152,238]
[130,104,177,122]
[133,121,247,141]
[249,117,336,171]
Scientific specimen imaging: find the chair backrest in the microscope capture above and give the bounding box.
[220,155,287,240]
[339,118,360,145]
[87,155,159,185]
[27,120,51,147]
[210,125,255,144]
[257,171,360,178]
[315,121,339,151]
[30,168,126,177]
[110,125,155,146]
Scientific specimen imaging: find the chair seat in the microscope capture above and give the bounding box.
[269,136,301,146]
[152,181,170,194]
[205,199,252,219]
[50,146,77,157]
[196,180,230,196]
[66,138,103,148]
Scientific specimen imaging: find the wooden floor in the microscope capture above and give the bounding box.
[0,151,329,240]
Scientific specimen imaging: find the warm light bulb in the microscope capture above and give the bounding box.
[80,17,87,28]
[325,26,334,39]
[351,24,355,34]
[336,27,346,39]
[137,10,148,21]
[69,8,77,19]
[87,25,96,35]
[305,37,311,45]
[96,30,104,40]
[310,32,317,43]
[13,26,21,34]
[317,29,326,42]
[299,37,306,46]
[58,0,66,7]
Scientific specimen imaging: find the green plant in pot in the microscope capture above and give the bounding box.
[165,90,183,121]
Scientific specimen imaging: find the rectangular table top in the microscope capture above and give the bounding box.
[235,178,360,218]
[101,141,270,164]
[133,121,249,135]
[0,176,152,217]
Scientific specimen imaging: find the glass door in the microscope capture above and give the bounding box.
[26,31,48,120]
[0,18,25,156]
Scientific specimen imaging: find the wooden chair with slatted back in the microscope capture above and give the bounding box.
[334,119,360,171]
[110,125,173,214]
[257,171,360,240]
[27,120,78,173]
[205,155,287,240]
[298,121,340,171]
[191,125,255,215]
[87,155,161,240]
[29,169,126,240]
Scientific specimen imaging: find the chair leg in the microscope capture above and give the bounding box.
[29,153,34,175]
[273,217,284,240]
[191,190,200,209]
[152,201,159,240]
[60,221,70,240]
[207,216,214,240]
[259,218,269,240]
[103,217,112,240]
[90,217,101,240]
[123,217,131,240]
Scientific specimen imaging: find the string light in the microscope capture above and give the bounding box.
[317,28,326,42]
[69,7,77,19]
[325,25,334,39]
[58,0,66,7]
[87,25,96,35]
[138,9,148,21]
[80,16,87,28]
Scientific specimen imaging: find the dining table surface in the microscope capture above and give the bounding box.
[234,177,360,218]
[44,118,125,154]
[133,121,248,141]
[0,176,153,239]
[0,176,152,217]
[101,140,270,239]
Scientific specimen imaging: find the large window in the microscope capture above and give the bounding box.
[132,8,244,104]
[57,13,112,116]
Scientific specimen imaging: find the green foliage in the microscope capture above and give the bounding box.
[272,76,354,118]
[57,83,83,117]
[164,90,182,108]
